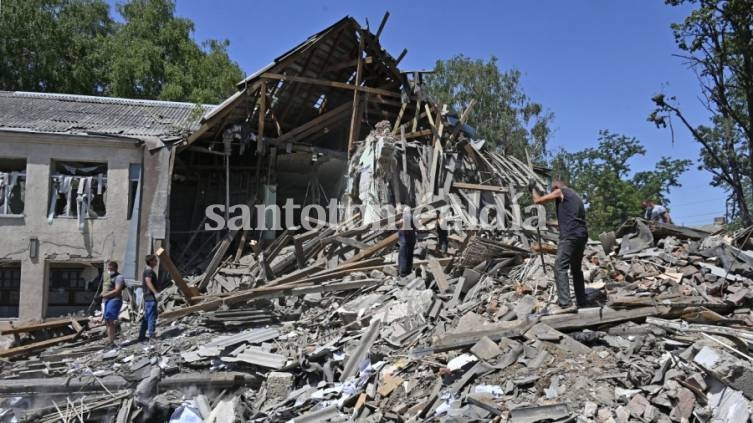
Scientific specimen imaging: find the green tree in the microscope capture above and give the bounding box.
[106,0,244,103]
[424,55,552,161]
[0,0,113,94]
[649,0,753,225]
[552,131,691,235]
[0,0,244,104]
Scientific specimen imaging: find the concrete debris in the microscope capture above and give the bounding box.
[470,336,502,361]
[4,32,753,423]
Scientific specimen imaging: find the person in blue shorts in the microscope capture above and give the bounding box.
[101,261,125,347]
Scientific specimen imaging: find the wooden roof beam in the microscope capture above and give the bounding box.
[261,73,402,98]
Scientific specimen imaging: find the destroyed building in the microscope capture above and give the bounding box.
[2,14,753,423]
[0,16,543,324]
[0,91,210,321]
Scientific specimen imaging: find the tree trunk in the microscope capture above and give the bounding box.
[735,180,752,225]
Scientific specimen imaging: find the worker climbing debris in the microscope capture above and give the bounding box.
[530,178,589,314]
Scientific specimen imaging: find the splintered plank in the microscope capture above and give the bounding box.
[199,231,238,290]
[452,182,509,193]
[428,258,449,293]
[0,333,79,359]
[156,247,200,303]
[347,30,365,153]
[0,317,90,336]
[261,73,401,98]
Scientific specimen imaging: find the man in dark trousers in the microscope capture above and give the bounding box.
[436,211,449,255]
[138,254,160,342]
[530,179,588,313]
[398,205,417,277]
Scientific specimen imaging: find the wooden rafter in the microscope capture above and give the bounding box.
[261,73,401,98]
[272,100,353,145]
[280,27,350,128]
[348,30,366,154]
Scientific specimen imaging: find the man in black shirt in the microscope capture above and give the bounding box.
[530,179,588,313]
[138,254,160,342]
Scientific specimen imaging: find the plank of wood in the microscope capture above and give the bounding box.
[427,107,445,197]
[293,241,306,270]
[324,56,373,72]
[646,317,753,342]
[257,81,267,152]
[198,231,238,291]
[0,333,79,359]
[452,182,509,193]
[69,318,83,333]
[234,230,249,263]
[541,306,671,331]
[373,11,390,41]
[348,31,366,153]
[168,257,454,320]
[271,101,352,144]
[156,247,200,302]
[0,317,90,336]
[395,48,408,65]
[404,128,433,140]
[343,231,399,264]
[428,258,450,293]
[447,99,476,143]
[332,236,370,251]
[261,73,401,98]
[343,213,438,265]
[392,103,408,135]
[531,243,557,254]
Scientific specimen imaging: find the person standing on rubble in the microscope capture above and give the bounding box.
[399,205,417,277]
[138,255,160,342]
[437,211,449,255]
[529,179,588,313]
[101,261,125,347]
[641,199,673,224]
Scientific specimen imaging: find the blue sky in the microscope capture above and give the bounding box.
[117,0,728,226]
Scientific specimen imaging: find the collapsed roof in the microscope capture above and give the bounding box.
[187,15,408,152]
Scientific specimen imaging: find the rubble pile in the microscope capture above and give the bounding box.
[2,125,753,422]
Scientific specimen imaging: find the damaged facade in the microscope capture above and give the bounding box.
[0,91,210,320]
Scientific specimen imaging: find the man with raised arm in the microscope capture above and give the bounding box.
[529,179,588,313]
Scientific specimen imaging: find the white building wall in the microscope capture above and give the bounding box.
[0,131,142,321]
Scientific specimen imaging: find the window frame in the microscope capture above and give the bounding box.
[49,160,108,220]
[0,157,27,218]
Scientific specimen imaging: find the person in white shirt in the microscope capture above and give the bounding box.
[641,199,673,224]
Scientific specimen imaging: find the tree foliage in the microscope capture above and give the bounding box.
[552,131,691,235]
[0,0,244,104]
[424,55,553,161]
[0,0,113,95]
[649,0,753,225]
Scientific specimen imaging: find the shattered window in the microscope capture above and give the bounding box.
[127,164,141,220]
[47,263,101,317]
[0,158,27,215]
[48,161,107,220]
[0,262,21,318]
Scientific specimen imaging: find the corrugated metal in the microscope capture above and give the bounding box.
[221,350,287,369]
[339,318,382,382]
[0,91,215,140]
[206,327,281,349]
